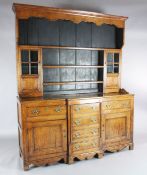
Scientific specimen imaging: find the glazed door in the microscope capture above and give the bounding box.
[101,111,131,147]
[27,120,67,158]
[104,50,121,93]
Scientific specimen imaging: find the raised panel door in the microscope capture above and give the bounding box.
[27,120,67,159]
[101,111,131,151]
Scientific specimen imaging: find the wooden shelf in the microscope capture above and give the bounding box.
[107,62,119,65]
[43,65,104,68]
[21,62,39,64]
[43,81,103,86]
[19,45,121,52]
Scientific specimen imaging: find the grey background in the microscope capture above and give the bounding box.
[0,0,147,174]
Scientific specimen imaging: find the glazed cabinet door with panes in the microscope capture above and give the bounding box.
[104,51,121,93]
[18,47,42,97]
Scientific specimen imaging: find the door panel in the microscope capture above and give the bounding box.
[27,120,67,157]
[102,111,131,144]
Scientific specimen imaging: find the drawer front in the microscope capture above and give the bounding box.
[27,105,66,117]
[102,100,131,112]
[72,138,99,153]
[72,115,99,128]
[72,126,99,141]
[72,103,100,114]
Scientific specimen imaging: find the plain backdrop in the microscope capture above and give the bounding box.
[0,0,147,175]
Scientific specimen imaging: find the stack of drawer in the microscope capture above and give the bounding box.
[70,103,100,159]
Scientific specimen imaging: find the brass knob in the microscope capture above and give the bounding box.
[74,119,81,126]
[55,106,61,112]
[32,109,40,115]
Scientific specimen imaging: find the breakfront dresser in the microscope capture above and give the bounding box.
[13,3,134,170]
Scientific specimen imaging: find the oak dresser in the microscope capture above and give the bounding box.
[13,3,134,170]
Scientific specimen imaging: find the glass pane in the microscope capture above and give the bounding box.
[98,68,103,81]
[98,51,104,66]
[114,65,119,73]
[31,63,38,74]
[21,50,29,62]
[107,65,113,73]
[22,63,29,74]
[114,53,119,63]
[30,51,38,62]
[107,53,113,63]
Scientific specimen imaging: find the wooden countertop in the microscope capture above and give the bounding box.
[17,89,133,102]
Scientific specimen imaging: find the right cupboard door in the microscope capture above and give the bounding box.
[101,111,131,152]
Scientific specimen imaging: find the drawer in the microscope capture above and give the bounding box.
[72,126,99,141]
[72,138,99,153]
[72,115,99,128]
[102,100,131,111]
[72,103,100,114]
[27,105,66,117]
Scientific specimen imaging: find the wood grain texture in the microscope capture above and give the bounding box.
[17,94,134,170]
[13,4,133,171]
[13,3,127,28]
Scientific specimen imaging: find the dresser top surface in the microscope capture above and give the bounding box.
[18,90,133,102]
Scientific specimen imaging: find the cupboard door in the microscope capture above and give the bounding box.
[104,51,121,93]
[102,111,131,150]
[27,120,67,158]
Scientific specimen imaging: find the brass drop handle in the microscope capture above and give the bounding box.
[74,144,80,150]
[91,105,96,110]
[91,117,97,123]
[106,104,111,109]
[92,142,97,147]
[74,119,81,126]
[32,109,40,115]
[75,132,80,138]
[55,106,61,112]
[75,106,80,112]
[91,129,97,135]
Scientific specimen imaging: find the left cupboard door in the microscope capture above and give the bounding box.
[26,120,67,163]
[17,47,43,97]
